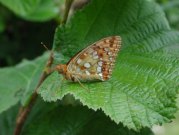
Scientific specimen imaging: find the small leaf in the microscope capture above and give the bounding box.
[0,53,48,113]
[0,0,63,21]
[39,0,179,131]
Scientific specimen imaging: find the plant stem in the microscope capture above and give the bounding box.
[14,52,53,135]
[62,0,74,25]
[14,1,74,134]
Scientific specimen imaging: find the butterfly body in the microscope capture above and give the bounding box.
[56,36,121,82]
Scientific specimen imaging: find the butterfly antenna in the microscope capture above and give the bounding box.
[74,76,90,93]
[41,42,50,51]
[41,42,55,74]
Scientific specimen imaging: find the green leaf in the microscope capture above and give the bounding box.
[0,0,63,21]
[0,100,153,135]
[24,106,153,135]
[39,0,179,131]
[162,0,179,11]
[0,15,5,32]
[0,98,154,135]
[152,95,179,135]
[54,0,179,55]
[0,104,19,135]
[159,44,179,57]
[0,98,57,135]
[0,53,48,113]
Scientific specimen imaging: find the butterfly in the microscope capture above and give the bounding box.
[55,36,121,82]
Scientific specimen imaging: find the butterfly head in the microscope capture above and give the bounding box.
[56,64,67,74]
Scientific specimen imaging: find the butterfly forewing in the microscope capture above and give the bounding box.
[66,36,121,81]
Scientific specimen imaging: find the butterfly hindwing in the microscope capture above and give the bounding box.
[67,36,121,81]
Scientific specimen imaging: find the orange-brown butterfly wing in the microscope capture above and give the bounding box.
[66,36,122,81]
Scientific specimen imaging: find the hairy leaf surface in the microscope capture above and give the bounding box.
[39,0,179,130]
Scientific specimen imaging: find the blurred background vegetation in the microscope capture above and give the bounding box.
[0,0,178,135]
[0,0,89,67]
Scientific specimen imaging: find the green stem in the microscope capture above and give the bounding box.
[62,0,74,25]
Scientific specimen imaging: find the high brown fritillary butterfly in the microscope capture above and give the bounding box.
[56,36,121,82]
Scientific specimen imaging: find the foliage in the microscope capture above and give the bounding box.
[0,0,178,134]
[0,0,63,21]
[39,0,179,131]
[0,98,154,135]
[155,0,179,30]
[0,53,48,113]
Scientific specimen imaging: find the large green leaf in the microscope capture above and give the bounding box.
[39,0,179,131]
[53,0,179,55]
[23,106,153,135]
[153,95,179,135]
[0,0,63,21]
[0,98,154,135]
[0,53,48,113]
[0,100,153,135]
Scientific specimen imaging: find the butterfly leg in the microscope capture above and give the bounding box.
[72,75,90,92]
